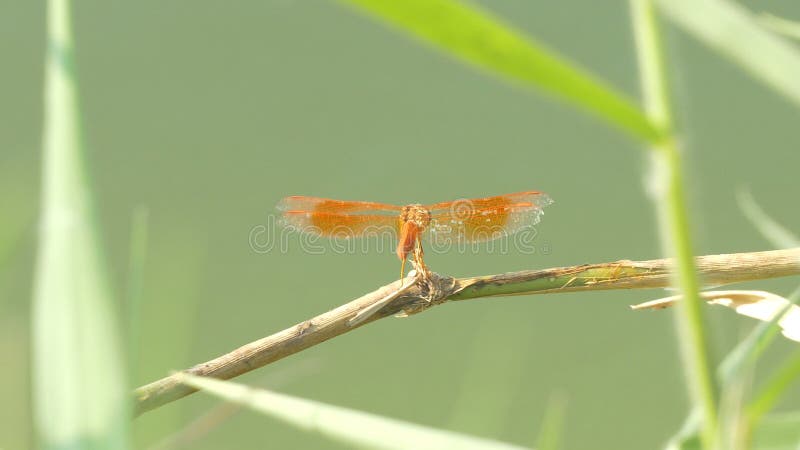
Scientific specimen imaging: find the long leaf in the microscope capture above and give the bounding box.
[667,410,800,450]
[747,351,800,427]
[629,0,718,447]
[717,287,800,383]
[31,0,129,448]
[177,373,530,450]
[656,0,800,109]
[339,0,665,144]
[737,189,799,249]
[759,14,800,42]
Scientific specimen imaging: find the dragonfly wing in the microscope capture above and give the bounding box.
[424,191,552,213]
[280,211,399,239]
[426,191,553,243]
[277,196,402,214]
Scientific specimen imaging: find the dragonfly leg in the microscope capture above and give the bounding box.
[399,257,407,287]
[411,238,429,279]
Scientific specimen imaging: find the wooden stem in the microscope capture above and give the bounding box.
[133,248,800,416]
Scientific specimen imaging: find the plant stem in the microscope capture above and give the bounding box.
[133,248,798,416]
[629,1,719,448]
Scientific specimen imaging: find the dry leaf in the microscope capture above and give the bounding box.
[631,290,800,343]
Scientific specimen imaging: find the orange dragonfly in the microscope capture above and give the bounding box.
[277,191,553,280]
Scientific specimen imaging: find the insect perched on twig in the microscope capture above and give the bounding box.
[277,190,553,283]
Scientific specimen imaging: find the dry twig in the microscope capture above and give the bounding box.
[134,248,800,416]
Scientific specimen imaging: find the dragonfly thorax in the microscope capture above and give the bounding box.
[400,204,431,230]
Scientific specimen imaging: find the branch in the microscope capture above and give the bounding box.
[133,248,800,416]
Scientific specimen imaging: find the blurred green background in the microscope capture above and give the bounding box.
[3,0,800,448]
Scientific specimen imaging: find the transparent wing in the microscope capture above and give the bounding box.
[279,211,399,239]
[277,196,402,214]
[425,191,553,243]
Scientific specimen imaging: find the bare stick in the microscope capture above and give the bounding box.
[134,248,800,416]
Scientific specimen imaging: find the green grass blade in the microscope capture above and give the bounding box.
[747,351,800,427]
[758,14,800,41]
[629,1,718,447]
[339,0,665,144]
[655,0,800,108]
[676,410,800,450]
[737,189,800,249]
[725,190,800,384]
[717,286,800,386]
[733,192,800,435]
[177,373,531,450]
[31,0,129,448]
[665,408,702,450]
[535,391,568,450]
[722,191,800,390]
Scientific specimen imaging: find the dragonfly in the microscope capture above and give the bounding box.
[276,190,553,281]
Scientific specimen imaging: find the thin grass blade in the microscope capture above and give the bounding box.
[629,0,718,447]
[656,0,800,109]
[737,189,799,249]
[535,391,568,450]
[717,286,800,384]
[758,14,800,42]
[177,373,530,450]
[747,351,800,427]
[339,0,664,144]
